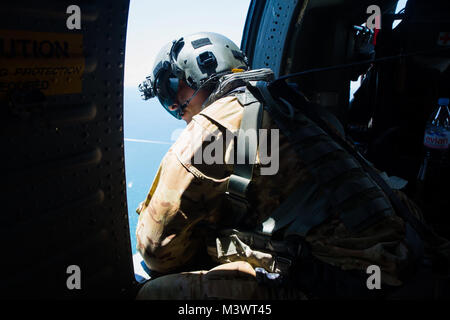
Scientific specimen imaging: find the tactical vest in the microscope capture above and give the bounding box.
[205,70,427,276]
[229,83,396,235]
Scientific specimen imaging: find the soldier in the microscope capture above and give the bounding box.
[135,32,449,299]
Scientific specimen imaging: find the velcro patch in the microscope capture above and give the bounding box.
[191,38,212,49]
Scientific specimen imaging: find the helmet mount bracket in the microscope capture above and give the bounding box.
[196,51,218,77]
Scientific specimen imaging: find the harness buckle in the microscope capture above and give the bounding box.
[225,191,249,226]
[274,256,292,275]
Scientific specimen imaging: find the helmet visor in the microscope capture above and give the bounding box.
[153,61,182,119]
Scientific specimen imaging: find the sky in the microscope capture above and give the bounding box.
[124,0,252,88]
[123,0,252,256]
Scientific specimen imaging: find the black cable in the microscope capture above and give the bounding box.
[273,47,450,84]
[177,72,232,114]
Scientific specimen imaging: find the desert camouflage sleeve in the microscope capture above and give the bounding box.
[135,147,200,273]
[134,116,227,274]
[135,97,243,273]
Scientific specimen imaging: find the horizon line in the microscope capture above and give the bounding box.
[124,138,172,145]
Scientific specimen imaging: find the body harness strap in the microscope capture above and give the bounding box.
[225,81,263,225]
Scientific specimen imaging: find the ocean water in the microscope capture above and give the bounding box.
[123,86,185,254]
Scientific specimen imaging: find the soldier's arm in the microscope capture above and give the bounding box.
[135,150,204,274]
[135,110,234,274]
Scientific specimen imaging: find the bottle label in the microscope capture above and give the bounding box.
[424,130,449,149]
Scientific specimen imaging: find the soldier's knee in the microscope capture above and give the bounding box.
[136,272,207,300]
[206,261,257,280]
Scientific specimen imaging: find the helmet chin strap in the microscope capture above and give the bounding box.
[177,88,200,117]
[176,72,228,118]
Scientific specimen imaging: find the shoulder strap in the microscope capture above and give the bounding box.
[225,83,263,225]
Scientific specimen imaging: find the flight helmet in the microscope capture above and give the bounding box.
[139,32,248,119]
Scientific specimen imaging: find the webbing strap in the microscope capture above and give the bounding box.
[225,88,263,225]
[299,141,344,164]
[330,176,374,205]
[285,194,330,237]
[258,180,319,236]
[291,125,326,141]
[312,157,360,184]
[340,196,393,231]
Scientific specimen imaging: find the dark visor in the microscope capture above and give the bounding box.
[152,61,182,119]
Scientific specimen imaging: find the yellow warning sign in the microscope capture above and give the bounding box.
[0,30,84,98]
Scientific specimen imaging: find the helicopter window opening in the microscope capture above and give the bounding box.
[123,0,251,281]
[393,0,408,29]
[349,0,408,102]
[350,75,362,102]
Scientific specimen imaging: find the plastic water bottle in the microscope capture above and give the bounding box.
[416,97,449,235]
[423,98,450,152]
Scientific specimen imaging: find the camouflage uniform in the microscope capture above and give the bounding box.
[135,94,421,299]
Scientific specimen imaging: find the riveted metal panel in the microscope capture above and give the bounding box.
[249,0,299,76]
[0,0,134,298]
